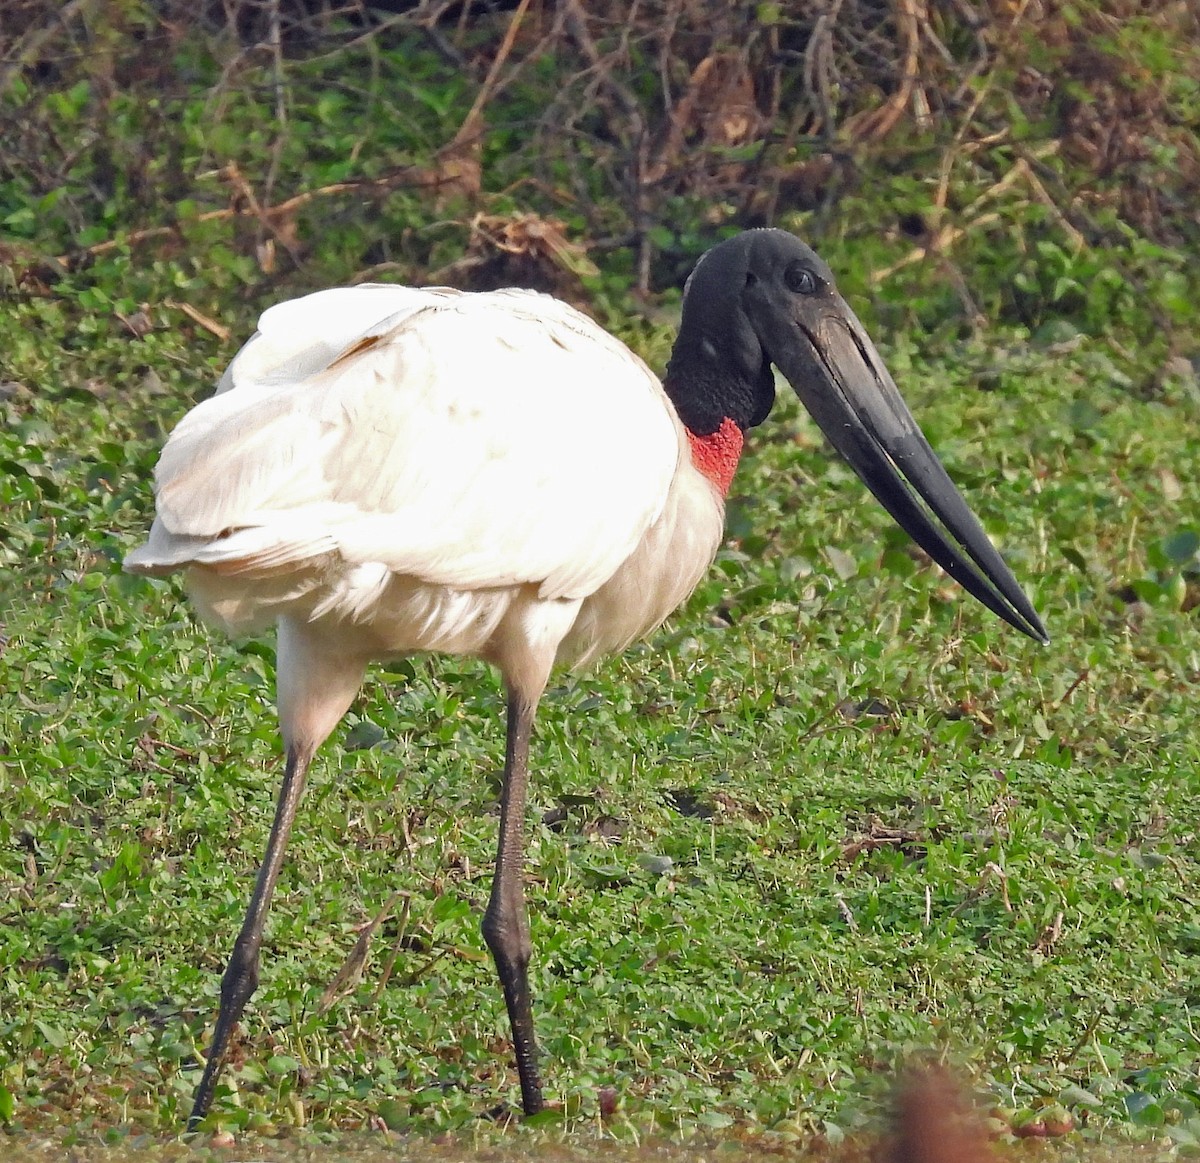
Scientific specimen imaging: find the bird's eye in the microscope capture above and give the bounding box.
[784,264,818,294]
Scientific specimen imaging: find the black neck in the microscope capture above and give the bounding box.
[664,341,774,436]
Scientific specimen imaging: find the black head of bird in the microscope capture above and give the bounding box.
[666,228,1047,644]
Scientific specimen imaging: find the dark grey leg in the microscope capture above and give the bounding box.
[188,743,313,1129]
[481,688,545,1116]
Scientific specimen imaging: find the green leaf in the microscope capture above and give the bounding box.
[1161,529,1200,565]
[1176,926,1200,953]
[1061,545,1088,572]
[1126,1092,1166,1126]
[376,1098,407,1130]
[344,720,386,750]
[1059,1083,1103,1108]
[1067,399,1103,431]
[824,545,858,581]
[636,853,674,876]
[34,1020,68,1049]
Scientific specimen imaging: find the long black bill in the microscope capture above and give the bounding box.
[777,302,1048,644]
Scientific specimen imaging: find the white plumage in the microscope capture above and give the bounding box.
[128,285,724,691]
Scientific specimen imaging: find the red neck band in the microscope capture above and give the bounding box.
[685,417,743,496]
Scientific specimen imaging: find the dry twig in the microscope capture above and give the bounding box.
[316,890,407,1017]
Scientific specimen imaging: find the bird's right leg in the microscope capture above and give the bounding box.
[189,617,367,1130]
[188,742,312,1130]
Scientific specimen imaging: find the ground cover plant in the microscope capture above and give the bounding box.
[2,0,1199,1154]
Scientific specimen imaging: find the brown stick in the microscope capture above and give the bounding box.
[456,0,535,143]
[932,0,1035,221]
[847,0,923,143]
[165,300,232,342]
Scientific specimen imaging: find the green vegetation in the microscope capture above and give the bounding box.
[2,0,1199,1153]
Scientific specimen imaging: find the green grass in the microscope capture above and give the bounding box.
[3,2,1199,1152]
[2,266,1200,1150]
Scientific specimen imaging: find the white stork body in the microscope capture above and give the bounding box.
[128,285,724,750]
[129,230,1045,1125]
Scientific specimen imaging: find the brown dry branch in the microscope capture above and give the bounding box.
[842,823,927,862]
[421,212,598,304]
[950,861,1011,916]
[867,211,1005,286]
[471,213,598,276]
[372,893,414,998]
[316,889,407,1017]
[1053,669,1089,711]
[164,299,231,341]
[455,0,535,143]
[219,161,301,269]
[803,0,846,141]
[842,0,924,144]
[260,0,288,227]
[931,0,1037,224]
[1009,155,1088,255]
[835,892,860,932]
[432,0,540,208]
[560,0,654,292]
[1033,910,1065,956]
[7,0,1196,327]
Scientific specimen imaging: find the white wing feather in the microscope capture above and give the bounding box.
[127,285,681,603]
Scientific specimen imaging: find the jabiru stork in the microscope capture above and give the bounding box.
[125,227,1046,1127]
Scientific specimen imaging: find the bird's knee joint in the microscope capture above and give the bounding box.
[482,908,530,968]
[221,944,261,1001]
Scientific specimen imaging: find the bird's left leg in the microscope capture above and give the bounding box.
[481,684,544,1116]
